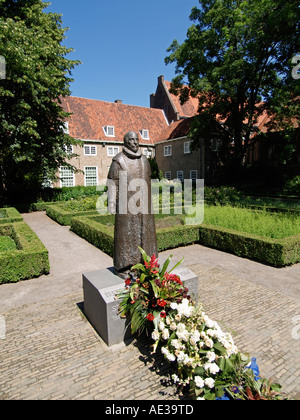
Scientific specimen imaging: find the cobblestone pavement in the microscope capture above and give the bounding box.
[0,212,299,400]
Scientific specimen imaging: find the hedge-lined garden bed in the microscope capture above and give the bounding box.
[0,222,50,284]
[0,207,23,224]
[46,203,99,226]
[70,214,300,267]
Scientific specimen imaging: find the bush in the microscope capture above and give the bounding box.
[0,207,23,224]
[70,214,300,267]
[198,224,299,267]
[71,215,114,256]
[0,222,50,284]
[46,203,99,226]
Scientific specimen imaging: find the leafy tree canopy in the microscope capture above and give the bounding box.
[165,0,299,171]
[0,0,81,199]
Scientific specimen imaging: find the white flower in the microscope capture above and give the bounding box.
[172,374,180,384]
[206,351,216,362]
[194,376,205,389]
[203,362,220,375]
[204,316,215,329]
[165,316,171,326]
[190,337,197,346]
[204,377,215,389]
[175,314,181,322]
[204,337,214,348]
[170,302,178,310]
[176,323,186,332]
[161,329,170,340]
[158,321,165,331]
[151,329,160,341]
[170,322,177,331]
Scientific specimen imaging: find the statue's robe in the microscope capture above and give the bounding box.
[107,147,157,274]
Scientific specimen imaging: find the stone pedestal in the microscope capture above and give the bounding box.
[82,268,130,347]
[82,264,199,347]
[171,266,199,305]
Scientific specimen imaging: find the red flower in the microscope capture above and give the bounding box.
[146,313,155,321]
[160,311,167,318]
[125,278,131,286]
[145,254,159,271]
[157,299,167,308]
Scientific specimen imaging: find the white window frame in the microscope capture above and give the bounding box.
[143,148,152,158]
[103,126,115,137]
[84,166,98,187]
[60,166,75,188]
[64,144,73,154]
[84,145,97,156]
[165,171,171,180]
[164,145,172,157]
[140,129,150,140]
[63,121,69,134]
[176,171,184,182]
[190,170,198,181]
[107,146,119,157]
[184,141,191,154]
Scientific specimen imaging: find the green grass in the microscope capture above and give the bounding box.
[0,235,17,252]
[203,205,300,239]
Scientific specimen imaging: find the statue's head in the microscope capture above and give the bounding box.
[124,131,140,153]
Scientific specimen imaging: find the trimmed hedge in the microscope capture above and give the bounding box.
[0,207,23,224]
[46,204,99,226]
[31,201,64,212]
[71,215,114,256]
[70,215,300,267]
[0,222,50,284]
[198,224,300,267]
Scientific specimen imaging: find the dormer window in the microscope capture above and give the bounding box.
[103,126,115,137]
[140,129,149,140]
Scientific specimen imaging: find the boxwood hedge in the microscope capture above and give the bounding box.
[0,207,23,224]
[0,222,50,284]
[70,215,300,267]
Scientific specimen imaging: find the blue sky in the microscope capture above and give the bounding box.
[46,0,198,107]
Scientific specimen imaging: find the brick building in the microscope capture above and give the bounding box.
[55,96,169,187]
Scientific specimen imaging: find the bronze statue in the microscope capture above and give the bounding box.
[107,131,157,278]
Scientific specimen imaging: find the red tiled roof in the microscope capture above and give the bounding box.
[156,117,194,142]
[61,96,169,145]
[164,80,199,118]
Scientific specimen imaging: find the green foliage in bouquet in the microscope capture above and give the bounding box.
[118,247,188,335]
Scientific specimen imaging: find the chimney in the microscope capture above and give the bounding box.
[115,99,123,104]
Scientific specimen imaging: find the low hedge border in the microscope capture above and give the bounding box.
[0,207,23,224]
[31,201,65,212]
[198,224,300,267]
[70,215,300,267]
[46,204,99,226]
[0,222,50,284]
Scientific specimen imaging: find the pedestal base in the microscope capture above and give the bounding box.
[82,264,199,347]
[82,268,130,347]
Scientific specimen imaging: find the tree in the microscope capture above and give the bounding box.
[165,0,299,180]
[0,0,80,201]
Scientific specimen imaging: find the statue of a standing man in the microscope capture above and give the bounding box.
[107,131,157,278]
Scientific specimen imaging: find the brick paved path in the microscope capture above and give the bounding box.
[0,212,299,400]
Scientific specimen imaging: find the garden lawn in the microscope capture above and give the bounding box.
[202,205,300,239]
